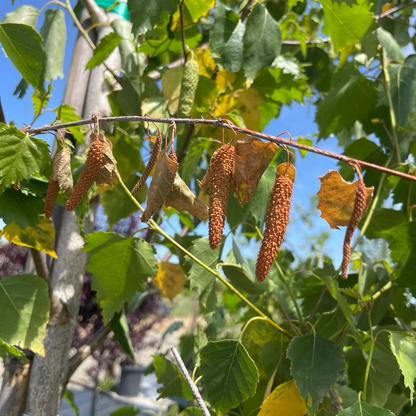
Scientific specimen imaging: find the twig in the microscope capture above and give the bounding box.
[304,286,328,333]
[171,346,210,416]
[67,325,112,380]
[30,248,50,283]
[25,116,416,183]
[279,304,301,336]
[179,0,187,62]
[329,387,343,412]
[376,1,416,20]
[240,0,254,21]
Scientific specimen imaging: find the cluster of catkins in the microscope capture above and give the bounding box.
[206,142,296,282]
[44,132,113,218]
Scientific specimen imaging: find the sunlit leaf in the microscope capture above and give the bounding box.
[1,217,57,258]
[258,380,307,416]
[1,5,39,27]
[317,170,374,229]
[162,66,183,114]
[0,274,50,356]
[0,338,29,362]
[86,32,123,70]
[83,232,158,323]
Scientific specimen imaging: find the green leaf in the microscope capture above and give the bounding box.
[0,274,50,356]
[111,19,138,77]
[0,23,46,91]
[1,5,39,27]
[347,348,400,407]
[183,237,222,318]
[13,78,29,98]
[384,393,409,415]
[129,0,179,36]
[377,27,405,64]
[321,0,374,52]
[110,406,140,416]
[222,238,266,295]
[0,338,29,362]
[200,340,259,413]
[337,399,395,416]
[210,3,245,73]
[316,64,378,138]
[389,221,416,289]
[153,355,193,400]
[287,333,344,412]
[32,90,50,118]
[0,126,50,196]
[86,32,123,70]
[247,165,276,227]
[182,408,204,416]
[101,175,147,227]
[83,232,158,323]
[110,310,135,362]
[54,104,84,143]
[40,8,66,81]
[243,3,281,81]
[389,331,416,402]
[63,389,79,416]
[364,208,405,240]
[0,189,44,229]
[180,138,211,184]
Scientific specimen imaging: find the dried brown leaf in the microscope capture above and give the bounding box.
[165,173,208,221]
[95,136,118,187]
[53,148,73,194]
[141,150,178,222]
[234,137,278,204]
[317,170,374,229]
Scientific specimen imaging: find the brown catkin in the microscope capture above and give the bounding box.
[208,144,235,249]
[341,180,366,279]
[256,171,294,282]
[66,140,104,211]
[168,147,177,163]
[44,177,60,218]
[131,133,162,196]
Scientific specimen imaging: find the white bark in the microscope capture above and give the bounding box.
[23,4,121,415]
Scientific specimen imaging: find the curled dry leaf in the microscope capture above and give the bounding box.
[165,173,208,221]
[95,135,118,187]
[152,262,186,300]
[53,148,73,193]
[317,170,374,230]
[234,136,278,205]
[141,150,178,222]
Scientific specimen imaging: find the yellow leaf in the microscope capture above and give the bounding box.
[382,2,393,13]
[153,262,187,300]
[195,48,216,78]
[317,170,374,230]
[216,70,236,93]
[162,66,184,114]
[1,217,57,258]
[214,94,236,118]
[235,89,263,131]
[259,380,308,416]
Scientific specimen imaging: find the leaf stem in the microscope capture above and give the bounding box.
[238,316,267,342]
[362,311,374,402]
[255,226,304,328]
[382,62,401,164]
[116,175,292,340]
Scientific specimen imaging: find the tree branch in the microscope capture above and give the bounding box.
[26,116,416,183]
[376,1,416,20]
[179,0,187,62]
[66,325,112,381]
[30,248,50,283]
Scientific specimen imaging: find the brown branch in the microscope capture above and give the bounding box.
[179,0,187,62]
[26,116,416,183]
[278,304,301,336]
[376,1,416,20]
[66,325,112,381]
[304,286,328,334]
[240,0,254,21]
[329,387,343,412]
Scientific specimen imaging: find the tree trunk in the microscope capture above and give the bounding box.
[23,3,121,414]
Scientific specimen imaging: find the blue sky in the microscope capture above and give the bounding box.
[0,0,357,268]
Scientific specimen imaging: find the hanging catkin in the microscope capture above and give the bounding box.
[208,144,235,249]
[44,177,60,218]
[341,179,366,279]
[131,132,162,196]
[256,164,295,282]
[66,139,104,211]
[177,52,199,118]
